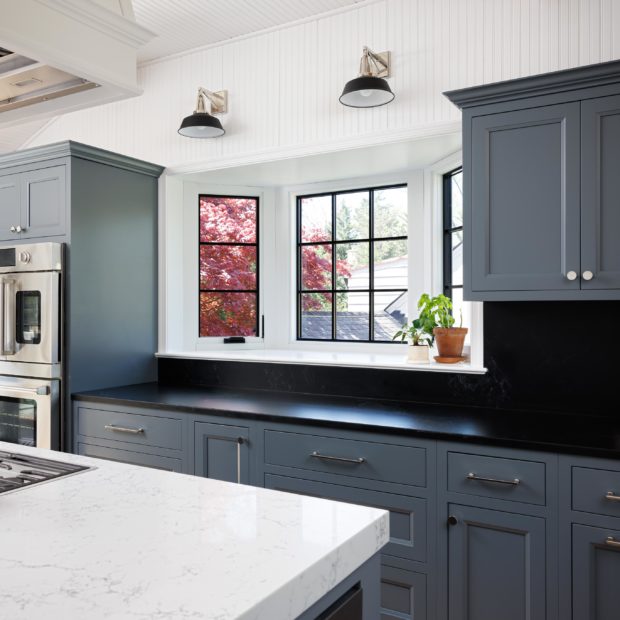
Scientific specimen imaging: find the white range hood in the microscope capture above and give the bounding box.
[0,0,154,128]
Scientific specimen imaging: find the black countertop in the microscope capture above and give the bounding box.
[73,382,620,459]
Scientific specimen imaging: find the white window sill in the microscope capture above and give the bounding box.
[156,349,487,374]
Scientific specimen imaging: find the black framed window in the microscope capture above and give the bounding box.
[443,168,463,314]
[297,185,408,343]
[198,194,259,338]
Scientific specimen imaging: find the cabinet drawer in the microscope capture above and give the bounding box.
[447,451,546,506]
[265,473,427,563]
[381,566,426,620]
[77,406,182,451]
[572,466,620,519]
[77,442,183,472]
[264,430,426,488]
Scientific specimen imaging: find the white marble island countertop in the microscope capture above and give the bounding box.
[0,442,388,619]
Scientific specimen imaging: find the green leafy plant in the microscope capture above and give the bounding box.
[393,294,437,346]
[419,293,463,329]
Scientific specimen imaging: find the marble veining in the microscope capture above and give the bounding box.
[0,442,388,619]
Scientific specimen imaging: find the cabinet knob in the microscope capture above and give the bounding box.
[447,515,458,526]
[566,271,578,281]
[582,270,594,281]
[15,225,23,233]
[9,226,16,233]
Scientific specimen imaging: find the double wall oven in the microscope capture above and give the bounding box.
[0,243,62,449]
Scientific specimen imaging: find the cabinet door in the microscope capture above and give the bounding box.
[448,504,547,620]
[0,174,20,241]
[581,95,620,290]
[194,421,250,483]
[572,523,620,620]
[470,103,580,296]
[20,165,66,239]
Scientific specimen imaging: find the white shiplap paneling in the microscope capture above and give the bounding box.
[21,0,620,169]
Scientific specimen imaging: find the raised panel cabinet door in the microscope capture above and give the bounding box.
[581,95,620,291]
[20,165,66,239]
[0,174,20,241]
[572,523,620,620]
[469,103,581,295]
[194,421,250,484]
[448,504,547,620]
[380,565,426,620]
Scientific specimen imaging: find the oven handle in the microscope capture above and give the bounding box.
[0,277,16,356]
[0,384,50,398]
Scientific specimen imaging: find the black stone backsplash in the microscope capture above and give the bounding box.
[158,301,618,416]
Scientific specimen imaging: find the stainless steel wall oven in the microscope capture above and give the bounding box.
[0,243,62,449]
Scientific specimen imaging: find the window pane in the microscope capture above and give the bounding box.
[199,292,257,337]
[451,171,463,228]
[199,196,257,243]
[451,230,463,286]
[336,191,369,240]
[200,245,257,290]
[374,291,408,342]
[336,292,369,341]
[373,187,407,238]
[373,240,408,289]
[301,244,332,290]
[301,196,332,242]
[336,242,369,290]
[300,293,332,339]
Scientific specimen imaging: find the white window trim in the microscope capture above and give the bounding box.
[159,154,486,373]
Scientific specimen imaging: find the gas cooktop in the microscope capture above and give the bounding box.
[0,450,90,495]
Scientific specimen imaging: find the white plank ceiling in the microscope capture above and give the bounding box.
[133,0,367,62]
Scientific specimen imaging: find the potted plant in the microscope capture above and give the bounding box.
[393,295,437,363]
[422,293,468,362]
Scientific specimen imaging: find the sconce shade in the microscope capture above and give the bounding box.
[339,76,395,108]
[178,112,225,138]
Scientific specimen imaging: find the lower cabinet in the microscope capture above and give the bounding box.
[571,524,620,620]
[194,421,250,484]
[447,504,547,620]
[380,564,426,620]
[77,442,184,472]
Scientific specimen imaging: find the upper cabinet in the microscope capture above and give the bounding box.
[446,60,620,301]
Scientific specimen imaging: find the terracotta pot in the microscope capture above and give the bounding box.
[407,344,430,364]
[433,327,468,359]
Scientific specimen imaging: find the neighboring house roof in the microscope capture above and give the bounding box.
[301,310,404,341]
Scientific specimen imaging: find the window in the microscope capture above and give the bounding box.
[443,168,465,323]
[198,194,259,337]
[296,185,408,343]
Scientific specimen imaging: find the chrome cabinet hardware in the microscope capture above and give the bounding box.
[447,515,458,526]
[566,270,578,281]
[15,225,23,233]
[605,491,620,502]
[9,226,16,233]
[104,424,145,435]
[310,451,365,465]
[605,537,620,549]
[582,270,594,281]
[467,472,521,486]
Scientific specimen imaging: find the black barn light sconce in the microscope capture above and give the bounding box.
[178,87,227,138]
[339,46,394,108]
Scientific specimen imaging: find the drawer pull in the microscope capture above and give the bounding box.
[467,472,520,486]
[605,491,620,502]
[104,424,145,435]
[310,451,365,465]
[605,537,620,549]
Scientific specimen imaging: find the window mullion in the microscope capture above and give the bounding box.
[331,192,337,341]
[369,189,374,342]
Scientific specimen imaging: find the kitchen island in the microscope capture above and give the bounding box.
[0,442,388,619]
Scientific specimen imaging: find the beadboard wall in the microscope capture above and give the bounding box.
[23,0,620,169]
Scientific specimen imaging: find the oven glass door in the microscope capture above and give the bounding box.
[0,378,57,449]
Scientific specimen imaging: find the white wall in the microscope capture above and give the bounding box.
[25,0,620,169]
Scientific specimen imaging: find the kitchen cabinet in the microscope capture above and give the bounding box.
[445,59,620,300]
[0,164,66,241]
[77,441,184,472]
[447,504,547,620]
[194,420,250,484]
[380,564,426,620]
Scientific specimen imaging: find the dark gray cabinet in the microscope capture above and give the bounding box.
[380,564,426,620]
[77,441,184,472]
[572,523,620,620]
[446,59,620,300]
[194,421,250,483]
[0,164,66,241]
[447,504,547,620]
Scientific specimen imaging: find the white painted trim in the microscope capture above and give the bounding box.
[156,349,487,375]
